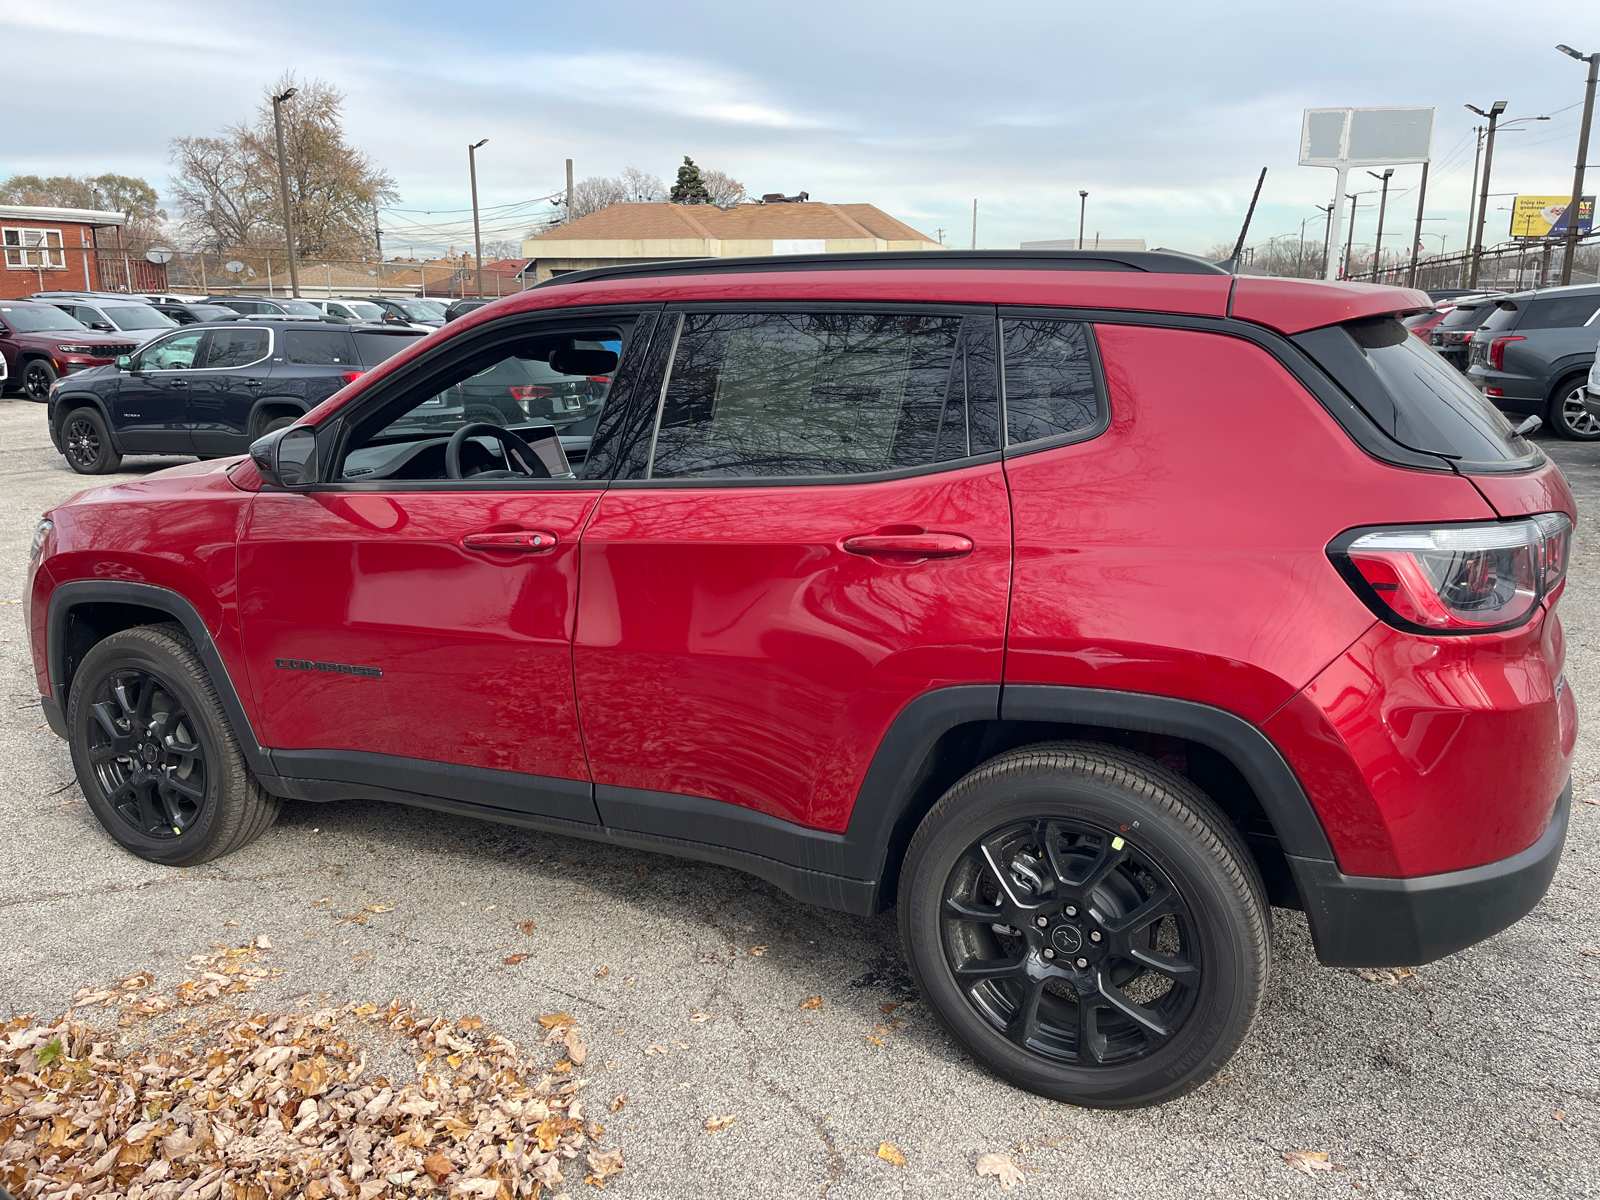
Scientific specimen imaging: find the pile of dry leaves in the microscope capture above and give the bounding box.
[0,943,621,1199]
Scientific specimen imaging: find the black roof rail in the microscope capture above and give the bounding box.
[533,248,1231,289]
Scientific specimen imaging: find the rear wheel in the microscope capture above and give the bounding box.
[255,413,298,439]
[21,358,57,402]
[61,407,122,474]
[1547,374,1600,440]
[66,625,280,866]
[898,742,1269,1108]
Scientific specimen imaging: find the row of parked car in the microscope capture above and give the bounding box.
[0,290,495,402]
[1405,283,1600,439]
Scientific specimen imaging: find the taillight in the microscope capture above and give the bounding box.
[1487,335,1525,370]
[1330,515,1571,634]
[341,370,365,384]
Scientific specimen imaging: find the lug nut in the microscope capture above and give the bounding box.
[1035,916,1049,928]
[1042,948,1055,959]
[1076,957,1089,969]
[1089,931,1102,943]
[1064,905,1078,917]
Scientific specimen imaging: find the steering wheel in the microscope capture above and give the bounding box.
[445,422,551,480]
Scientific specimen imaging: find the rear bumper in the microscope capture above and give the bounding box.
[1289,779,1569,967]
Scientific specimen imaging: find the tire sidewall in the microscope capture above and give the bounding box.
[62,408,115,474]
[23,359,57,402]
[67,633,230,865]
[1549,375,1600,440]
[901,771,1260,1107]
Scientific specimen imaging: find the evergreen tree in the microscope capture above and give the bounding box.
[669,157,711,204]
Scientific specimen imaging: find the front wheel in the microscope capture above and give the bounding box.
[21,358,57,401]
[66,625,280,866]
[61,407,122,474]
[1548,375,1600,440]
[898,742,1270,1108]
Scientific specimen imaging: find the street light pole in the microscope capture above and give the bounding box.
[1077,190,1088,250]
[1555,44,1599,285]
[271,86,301,298]
[468,138,489,299]
[1368,168,1394,282]
[1318,202,1334,277]
[1343,193,1360,279]
[1407,161,1430,288]
[1466,100,1508,289]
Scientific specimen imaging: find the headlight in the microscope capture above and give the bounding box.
[30,518,52,563]
[56,344,95,354]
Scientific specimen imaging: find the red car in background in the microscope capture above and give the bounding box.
[0,300,140,401]
[26,251,1575,1109]
[1403,305,1450,340]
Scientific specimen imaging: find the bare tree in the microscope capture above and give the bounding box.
[700,169,747,208]
[620,167,665,203]
[168,72,398,259]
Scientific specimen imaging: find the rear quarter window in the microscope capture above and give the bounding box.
[353,331,426,367]
[283,329,355,364]
[1477,303,1523,334]
[1517,294,1600,330]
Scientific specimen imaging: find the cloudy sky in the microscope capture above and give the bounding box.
[2,0,1596,260]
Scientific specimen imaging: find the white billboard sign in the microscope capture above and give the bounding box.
[1301,106,1434,279]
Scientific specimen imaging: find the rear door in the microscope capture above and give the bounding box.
[190,325,273,454]
[573,307,1012,834]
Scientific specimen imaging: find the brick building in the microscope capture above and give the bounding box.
[520,201,944,283]
[0,204,166,300]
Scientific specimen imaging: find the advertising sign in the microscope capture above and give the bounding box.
[1299,106,1435,168]
[1509,195,1595,239]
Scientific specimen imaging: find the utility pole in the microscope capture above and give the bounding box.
[374,205,383,295]
[971,199,977,250]
[1556,44,1599,285]
[1078,190,1088,250]
[1466,100,1508,289]
[1343,193,1360,279]
[469,138,488,298]
[271,85,301,298]
[1367,168,1394,282]
[565,159,574,221]
[1407,161,1430,288]
[1464,125,1484,288]
[934,228,945,245]
[1317,203,1334,277]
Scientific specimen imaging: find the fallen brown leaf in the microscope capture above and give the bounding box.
[458,1015,484,1030]
[519,920,537,935]
[634,865,651,876]
[1556,1108,1567,1121]
[610,1093,628,1112]
[877,1142,907,1166]
[976,1152,1027,1188]
[705,1114,737,1131]
[879,1001,904,1014]
[422,1150,454,1184]
[1580,946,1600,958]
[1284,1150,1334,1175]
[749,945,768,957]
[800,997,824,1011]
[596,965,612,977]
[503,953,531,965]
[540,1011,579,1029]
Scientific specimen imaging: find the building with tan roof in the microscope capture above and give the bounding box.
[520,200,945,283]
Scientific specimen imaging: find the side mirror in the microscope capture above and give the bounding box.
[115,355,132,370]
[250,423,318,488]
[92,322,115,332]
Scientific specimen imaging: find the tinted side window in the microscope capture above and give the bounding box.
[203,328,270,369]
[283,329,354,364]
[352,331,425,367]
[1519,295,1600,330]
[136,329,206,371]
[1002,318,1104,446]
[649,312,966,479]
[1478,303,1522,334]
[1435,304,1487,330]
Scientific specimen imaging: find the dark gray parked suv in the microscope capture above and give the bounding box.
[1467,285,1600,439]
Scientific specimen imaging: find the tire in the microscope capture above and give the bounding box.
[898,741,1270,1108]
[21,358,57,402]
[256,414,297,438]
[60,407,123,475]
[66,625,280,867]
[1547,373,1600,440]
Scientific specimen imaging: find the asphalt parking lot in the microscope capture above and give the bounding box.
[2,395,1597,1199]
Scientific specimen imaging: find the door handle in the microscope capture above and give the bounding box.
[461,530,558,552]
[841,532,974,559]
[169,378,188,387]
[242,378,264,387]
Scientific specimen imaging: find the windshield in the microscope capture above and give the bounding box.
[345,301,386,321]
[0,304,89,332]
[1402,311,1439,329]
[395,301,441,319]
[189,305,236,321]
[107,305,179,331]
[280,300,325,317]
[1435,303,1489,330]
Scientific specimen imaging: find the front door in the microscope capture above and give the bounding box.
[190,325,274,455]
[113,328,206,452]
[237,312,647,824]
[573,308,1012,833]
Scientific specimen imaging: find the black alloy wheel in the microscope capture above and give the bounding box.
[85,667,209,840]
[899,742,1269,1108]
[67,625,280,866]
[941,816,1201,1067]
[61,407,121,474]
[21,358,57,401]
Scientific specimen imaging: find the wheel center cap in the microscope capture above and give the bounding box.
[140,743,158,763]
[1050,924,1083,955]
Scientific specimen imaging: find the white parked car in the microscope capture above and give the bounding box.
[35,296,178,346]
[1589,333,1600,405]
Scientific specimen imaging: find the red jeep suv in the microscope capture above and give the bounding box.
[26,250,1575,1108]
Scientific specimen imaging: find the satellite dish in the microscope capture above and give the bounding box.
[145,247,174,264]
[224,260,245,274]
